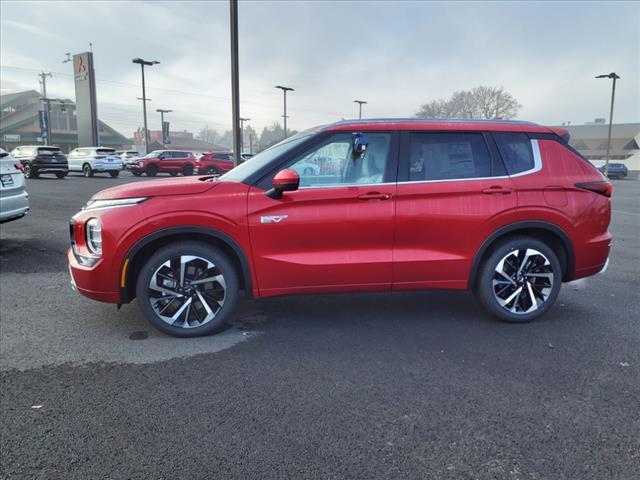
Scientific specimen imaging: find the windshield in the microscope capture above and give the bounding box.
[220,132,313,183]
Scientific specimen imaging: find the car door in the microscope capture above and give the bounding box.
[393,131,517,290]
[247,131,399,296]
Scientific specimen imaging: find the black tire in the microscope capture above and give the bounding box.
[169,172,178,177]
[146,164,158,177]
[83,163,94,177]
[23,164,37,179]
[135,242,239,337]
[204,166,218,175]
[476,236,562,323]
[109,171,120,178]
[182,164,194,176]
[132,171,142,177]
[55,172,66,179]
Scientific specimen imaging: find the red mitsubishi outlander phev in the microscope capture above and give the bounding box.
[69,119,611,337]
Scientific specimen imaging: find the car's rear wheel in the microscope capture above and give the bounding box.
[146,164,158,177]
[83,163,94,177]
[135,242,239,337]
[204,166,219,175]
[182,164,194,176]
[55,172,66,179]
[110,171,119,178]
[476,236,561,323]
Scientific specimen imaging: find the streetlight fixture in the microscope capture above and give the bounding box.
[156,109,172,147]
[354,100,367,119]
[132,58,160,153]
[275,85,294,139]
[595,72,620,178]
[239,117,250,154]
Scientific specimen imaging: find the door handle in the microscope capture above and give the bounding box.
[357,191,392,201]
[481,186,513,195]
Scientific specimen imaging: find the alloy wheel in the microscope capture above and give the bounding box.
[492,248,554,314]
[148,255,226,329]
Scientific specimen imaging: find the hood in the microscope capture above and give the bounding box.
[94,177,219,200]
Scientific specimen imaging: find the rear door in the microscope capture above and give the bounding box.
[393,131,517,290]
[247,131,399,296]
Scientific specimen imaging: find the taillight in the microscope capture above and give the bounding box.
[14,162,24,172]
[576,181,612,197]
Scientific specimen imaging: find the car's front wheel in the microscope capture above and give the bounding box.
[135,242,239,337]
[83,163,94,177]
[476,236,562,323]
[23,164,37,179]
[110,171,119,178]
[56,172,66,179]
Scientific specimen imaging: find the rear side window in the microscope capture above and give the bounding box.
[494,133,535,175]
[408,133,501,181]
[216,153,232,161]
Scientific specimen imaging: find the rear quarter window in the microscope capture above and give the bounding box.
[494,133,535,175]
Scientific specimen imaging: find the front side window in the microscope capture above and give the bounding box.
[287,132,392,187]
[408,133,499,181]
[494,132,535,175]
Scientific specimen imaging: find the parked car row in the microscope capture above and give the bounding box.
[5,146,247,180]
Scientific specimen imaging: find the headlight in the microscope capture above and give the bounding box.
[86,218,102,255]
[83,197,148,211]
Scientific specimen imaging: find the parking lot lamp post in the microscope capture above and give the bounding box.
[132,58,159,153]
[354,100,367,119]
[275,86,294,139]
[595,72,620,178]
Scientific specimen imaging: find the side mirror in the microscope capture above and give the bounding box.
[352,133,369,159]
[267,169,300,199]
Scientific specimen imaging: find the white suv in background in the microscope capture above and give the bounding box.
[0,148,29,223]
[68,147,123,178]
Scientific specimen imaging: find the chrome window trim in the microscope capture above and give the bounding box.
[298,182,396,190]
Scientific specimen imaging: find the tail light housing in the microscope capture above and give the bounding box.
[576,181,612,198]
[14,162,24,172]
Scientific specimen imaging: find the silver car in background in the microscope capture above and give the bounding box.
[0,148,29,223]
[67,147,123,178]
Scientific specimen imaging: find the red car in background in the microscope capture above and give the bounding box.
[128,150,198,177]
[196,151,235,175]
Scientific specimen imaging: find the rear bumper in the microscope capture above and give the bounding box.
[0,191,29,222]
[33,165,68,174]
[68,248,120,303]
[93,163,122,172]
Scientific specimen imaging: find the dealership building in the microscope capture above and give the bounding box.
[0,90,128,153]
[556,121,640,171]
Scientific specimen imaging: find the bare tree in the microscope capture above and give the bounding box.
[196,125,219,144]
[416,86,522,120]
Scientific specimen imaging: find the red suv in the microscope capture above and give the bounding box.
[69,119,611,337]
[196,151,235,175]
[128,150,198,177]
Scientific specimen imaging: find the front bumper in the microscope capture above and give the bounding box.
[68,248,120,303]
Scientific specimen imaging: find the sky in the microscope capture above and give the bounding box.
[1,0,638,139]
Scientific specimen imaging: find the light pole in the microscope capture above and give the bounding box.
[230,0,241,166]
[275,85,294,139]
[354,100,367,119]
[132,58,159,154]
[239,117,250,154]
[595,72,620,178]
[156,108,172,147]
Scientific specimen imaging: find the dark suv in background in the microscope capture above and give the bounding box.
[128,150,198,176]
[599,163,628,179]
[10,145,68,179]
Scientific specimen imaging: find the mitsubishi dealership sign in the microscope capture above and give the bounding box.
[72,52,99,147]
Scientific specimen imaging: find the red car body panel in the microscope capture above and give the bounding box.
[128,151,198,174]
[196,152,235,174]
[68,120,611,305]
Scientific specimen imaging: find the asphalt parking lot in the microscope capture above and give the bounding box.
[1,172,639,479]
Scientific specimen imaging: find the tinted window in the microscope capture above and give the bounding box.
[37,147,61,155]
[215,153,232,161]
[176,152,189,159]
[287,132,391,187]
[494,133,535,174]
[408,133,496,181]
[96,148,115,155]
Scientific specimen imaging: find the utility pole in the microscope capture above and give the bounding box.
[230,0,241,167]
[156,109,172,147]
[132,58,160,154]
[595,72,620,179]
[239,117,250,154]
[275,85,294,139]
[39,72,53,145]
[354,99,367,119]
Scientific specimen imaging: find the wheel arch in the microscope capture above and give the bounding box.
[119,226,253,303]
[468,221,575,290]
